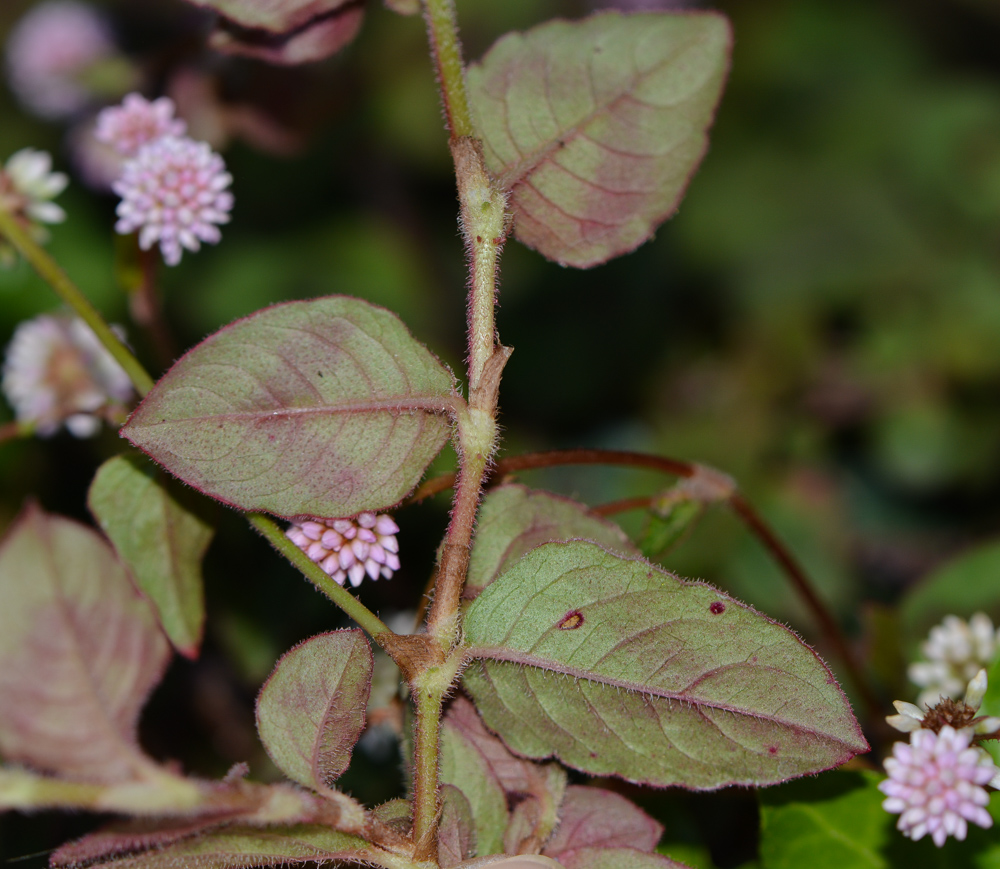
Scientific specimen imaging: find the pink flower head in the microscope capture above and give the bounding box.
[287,513,401,588]
[112,136,233,266]
[2,313,133,437]
[879,725,996,847]
[5,1,115,119]
[95,93,187,157]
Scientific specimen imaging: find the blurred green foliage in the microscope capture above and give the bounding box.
[4,0,1000,865]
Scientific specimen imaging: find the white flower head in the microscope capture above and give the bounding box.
[5,1,115,119]
[880,725,996,847]
[287,513,401,588]
[909,613,1000,709]
[2,313,133,437]
[112,135,233,266]
[1,148,68,224]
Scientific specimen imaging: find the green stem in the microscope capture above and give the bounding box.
[248,513,392,642]
[0,209,155,397]
[421,0,474,138]
[411,682,444,862]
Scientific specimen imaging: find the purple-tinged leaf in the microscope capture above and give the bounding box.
[454,858,563,869]
[543,786,662,857]
[557,848,690,869]
[122,297,456,520]
[440,784,478,868]
[207,3,364,65]
[468,12,731,268]
[88,456,213,659]
[255,630,372,793]
[68,825,371,869]
[463,541,868,790]
[441,714,509,857]
[0,505,170,783]
[467,485,638,598]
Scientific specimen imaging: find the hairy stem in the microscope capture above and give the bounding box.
[421,0,474,139]
[0,209,155,397]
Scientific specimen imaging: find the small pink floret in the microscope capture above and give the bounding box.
[879,725,996,847]
[95,93,187,157]
[286,513,401,588]
[113,135,232,267]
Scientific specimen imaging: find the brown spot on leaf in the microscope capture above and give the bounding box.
[558,610,584,630]
[709,601,726,615]
[768,746,778,755]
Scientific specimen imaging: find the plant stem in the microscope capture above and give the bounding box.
[0,209,155,397]
[410,679,444,861]
[421,0,474,139]
[248,513,392,641]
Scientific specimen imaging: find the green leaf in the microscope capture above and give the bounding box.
[899,538,1000,651]
[468,484,639,597]
[88,455,214,659]
[463,542,867,790]
[122,297,456,521]
[255,631,373,793]
[0,505,170,783]
[640,497,704,559]
[468,11,731,268]
[759,769,1000,868]
[72,825,371,869]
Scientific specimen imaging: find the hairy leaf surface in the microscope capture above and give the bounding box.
[463,542,867,789]
[0,505,169,782]
[89,456,213,659]
[123,297,455,520]
[256,631,372,792]
[467,485,638,597]
[468,12,731,268]
[75,825,370,869]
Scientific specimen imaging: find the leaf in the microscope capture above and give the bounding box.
[543,786,662,856]
[557,849,691,869]
[467,485,639,597]
[122,297,456,520]
[463,541,867,790]
[255,630,372,792]
[88,455,214,659]
[899,538,1000,652]
[440,784,478,868]
[758,769,1000,868]
[71,825,371,869]
[467,11,731,268]
[180,0,364,64]
[440,713,509,857]
[0,505,170,783]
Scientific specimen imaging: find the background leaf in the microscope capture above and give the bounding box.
[467,485,639,598]
[463,541,867,789]
[440,784,478,868]
[758,769,1000,868]
[88,455,214,659]
[123,297,455,520]
[0,505,170,783]
[556,849,691,869]
[255,630,372,793]
[542,786,662,857]
[468,11,731,268]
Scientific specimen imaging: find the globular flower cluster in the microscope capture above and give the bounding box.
[95,93,187,157]
[112,132,233,267]
[5,0,115,119]
[0,148,69,266]
[286,513,401,588]
[880,725,995,847]
[910,613,1000,709]
[1,313,133,437]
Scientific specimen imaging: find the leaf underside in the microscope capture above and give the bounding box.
[89,455,213,658]
[463,541,867,790]
[255,630,372,792]
[122,296,455,520]
[467,484,639,598]
[0,505,169,783]
[468,11,732,268]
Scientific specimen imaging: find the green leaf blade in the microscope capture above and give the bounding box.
[255,630,373,792]
[122,297,456,520]
[468,12,731,268]
[89,456,214,659]
[463,542,867,790]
